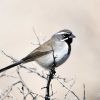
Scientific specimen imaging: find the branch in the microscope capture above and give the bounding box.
[57,79,80,100]
[83,84,86,100]
[45,44,56,100]
[32,27,41,46]
[0,81,21,100]
[45,69,56,100]
[16,66,44,100]
[1,51,45,100]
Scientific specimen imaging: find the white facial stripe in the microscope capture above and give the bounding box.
[61,38,68,41]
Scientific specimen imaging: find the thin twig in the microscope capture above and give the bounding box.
[0,81,21,100]
[32,27,41,46]
[57,79,80,100]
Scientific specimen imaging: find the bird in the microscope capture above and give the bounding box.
[0,29,75,73]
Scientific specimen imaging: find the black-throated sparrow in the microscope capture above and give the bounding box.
[0,29,75,73]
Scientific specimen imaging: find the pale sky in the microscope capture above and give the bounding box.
[0,0,100,100]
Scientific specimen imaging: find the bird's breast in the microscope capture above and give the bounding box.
[35,42,70,69]
[54,42,69,67]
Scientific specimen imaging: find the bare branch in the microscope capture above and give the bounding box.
[45,69,56,100]
[0,51,45,99]
[45,44,56,100]
[0,81,21,100]
[1,50,17,62]
[83,84,86,100]
[57,79,80,100]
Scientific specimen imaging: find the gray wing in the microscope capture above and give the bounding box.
[22,40,53,63]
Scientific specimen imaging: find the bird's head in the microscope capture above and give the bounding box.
[53,29,76,44]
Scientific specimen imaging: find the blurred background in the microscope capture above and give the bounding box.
[0,0,100,100]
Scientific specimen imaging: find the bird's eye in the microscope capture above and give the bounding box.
[63,34,66,37]
[63,34,68,38]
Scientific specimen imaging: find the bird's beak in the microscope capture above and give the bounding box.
[70,34,76,38]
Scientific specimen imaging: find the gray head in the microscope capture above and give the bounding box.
[52,29,76,44]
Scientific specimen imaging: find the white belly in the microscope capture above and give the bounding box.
[35,42,70,69]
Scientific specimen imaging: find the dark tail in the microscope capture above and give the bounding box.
[0,61,22,73]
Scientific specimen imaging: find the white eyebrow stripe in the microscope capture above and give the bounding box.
[57,32,67,34]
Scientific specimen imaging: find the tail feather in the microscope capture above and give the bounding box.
[0,61,22,73]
